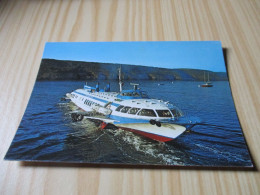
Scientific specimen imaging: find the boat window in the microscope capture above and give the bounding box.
[156,110,172,117]
[138,109,156,117]
[171,109,183,117]
[115,105,124,111]
[128,107,140,115]
[120,106,131,113]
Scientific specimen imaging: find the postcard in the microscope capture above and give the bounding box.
[5,41,253,168]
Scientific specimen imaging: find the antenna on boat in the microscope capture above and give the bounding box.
[130,83,139,90]
[118,65,123,92]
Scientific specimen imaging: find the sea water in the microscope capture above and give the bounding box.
[5,81,252,167]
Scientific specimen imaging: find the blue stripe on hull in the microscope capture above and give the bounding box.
[108,115,150,124]
[108,115,182,125]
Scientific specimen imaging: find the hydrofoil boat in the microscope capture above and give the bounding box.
[66,66,199,142]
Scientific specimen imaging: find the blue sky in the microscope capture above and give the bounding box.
[43,41,226,72]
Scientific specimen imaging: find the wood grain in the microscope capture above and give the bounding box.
[0,0,259,194]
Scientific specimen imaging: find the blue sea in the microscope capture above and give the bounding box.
[5,81,253,167]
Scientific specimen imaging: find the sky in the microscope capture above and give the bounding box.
[42,41,226,72]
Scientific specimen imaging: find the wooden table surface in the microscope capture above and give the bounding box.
[0,0,259,194]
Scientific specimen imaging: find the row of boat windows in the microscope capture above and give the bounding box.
[84,99,98,106]
[92,93,116,99]
[115,105,181,117]
[72,93,99,106]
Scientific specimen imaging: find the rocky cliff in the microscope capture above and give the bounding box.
[37,59,228,81]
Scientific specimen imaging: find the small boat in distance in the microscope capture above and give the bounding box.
[199,71,213,87]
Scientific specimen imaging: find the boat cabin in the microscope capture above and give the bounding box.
[116,89,149,100]
[114,104,183,118]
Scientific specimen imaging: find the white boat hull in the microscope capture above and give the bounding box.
[114,123,186,142]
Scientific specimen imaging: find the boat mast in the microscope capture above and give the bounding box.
[119,65,123,92]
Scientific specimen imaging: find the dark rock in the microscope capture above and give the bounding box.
[36,59,228,81]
